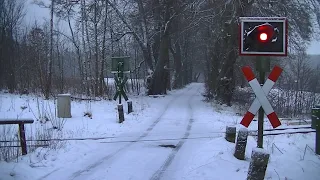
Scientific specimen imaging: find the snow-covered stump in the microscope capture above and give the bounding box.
[57,94,72,118]
[225,126,236,143]
[247,148,270,180]
[118,104,125,123]
[234,128,248,160]
[128,101,133,114]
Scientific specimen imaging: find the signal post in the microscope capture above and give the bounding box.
[111,57,131,122]
[239,17,288,148]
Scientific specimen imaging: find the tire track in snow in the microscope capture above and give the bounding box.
[37,86,194,180]
[150,87,198,180]
[70,87,194,180]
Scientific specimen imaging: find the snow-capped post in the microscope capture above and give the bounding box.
[225,126,236,143]
[234,128,248,160]
[128,101,133,114]
[118,104,125,123]
[247,148,270,180]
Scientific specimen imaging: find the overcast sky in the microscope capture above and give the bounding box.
[24,0,320,55]
[307,41,320,54]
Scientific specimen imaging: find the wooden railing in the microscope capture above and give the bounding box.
[0,119,34,155]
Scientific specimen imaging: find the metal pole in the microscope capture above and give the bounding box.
[257,57,265,148]
[313,104,320,155]
[119,87,122,104]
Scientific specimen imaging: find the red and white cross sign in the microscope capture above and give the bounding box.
[241,65,283,128]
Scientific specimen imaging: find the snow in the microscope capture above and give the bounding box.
[239,128,248,133]
[1,83,320,180]
[252,147,269,155]
[56,94,71,96]
[104,78,144,86]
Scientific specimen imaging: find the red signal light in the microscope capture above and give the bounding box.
[259,33,268,42]
[257,24,274,43]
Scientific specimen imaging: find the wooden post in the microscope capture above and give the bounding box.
[118,104,125,123]
[18,123,27,155]
[247,148,270,180]
[234,128,248,160]
[128,101,133,114]
[225,126,236,143]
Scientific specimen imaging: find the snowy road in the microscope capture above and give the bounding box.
[39,83,221,180]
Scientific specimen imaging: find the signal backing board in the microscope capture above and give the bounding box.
[111,56,130,73]
[239,17,288,56]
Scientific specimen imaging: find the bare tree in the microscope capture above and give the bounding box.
[0,0,25,92]
[1,0,319,109]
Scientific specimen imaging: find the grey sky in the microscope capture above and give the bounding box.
[25,0,320,55]
[307,41,320,54]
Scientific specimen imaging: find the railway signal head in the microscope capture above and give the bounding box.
[240,17,287,56]
[244,23,276,50]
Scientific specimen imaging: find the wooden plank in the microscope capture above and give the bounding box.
[0,145,49,148]
[0,119,34,125]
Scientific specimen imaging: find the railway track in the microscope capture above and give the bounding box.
[250,125,315,136]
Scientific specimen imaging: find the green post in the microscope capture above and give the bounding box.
[119,87,122,104]
[117,62,124,104]
[311,104,320,155]
[256,57,270,148]
[257,76,265,148]
[317,131,320,155]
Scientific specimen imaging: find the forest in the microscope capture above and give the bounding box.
[0,0,320,116]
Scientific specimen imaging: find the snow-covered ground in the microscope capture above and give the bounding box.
[0,83,319,180]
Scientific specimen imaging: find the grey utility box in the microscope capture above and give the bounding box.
[312,104,320,129]
[57,94,72,118]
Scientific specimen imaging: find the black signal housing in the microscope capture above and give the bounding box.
[240,17,287,56]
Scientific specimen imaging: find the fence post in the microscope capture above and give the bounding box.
[225,126,236,143]
[128,101,133,114]
[18,123,27,155]
[234,128,248,160]
[118,104,125,123]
